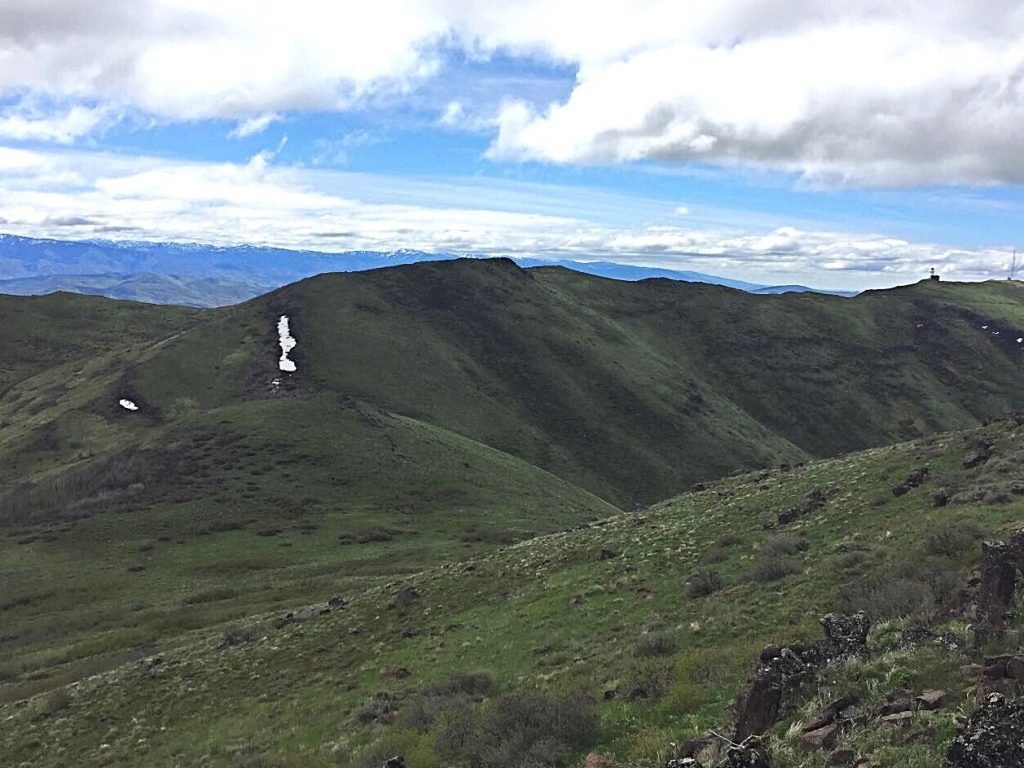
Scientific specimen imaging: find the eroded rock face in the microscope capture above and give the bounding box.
[974,532,1024,647]
[963,438,994,469]
[821,612,871,660]
[734,644,824,741]
[948,694,1024,767]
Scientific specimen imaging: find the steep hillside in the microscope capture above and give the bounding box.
[102,259,1024,506]
[4,417,1023,767]
[0,272,271,307]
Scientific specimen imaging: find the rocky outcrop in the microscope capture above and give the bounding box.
[821,612,871,660]
[778,487,834,525]
[948,693,1024,767]
[963,437,994,469]
[974,532,1024,647]
[734,643,824,741]
[891,467,929,497]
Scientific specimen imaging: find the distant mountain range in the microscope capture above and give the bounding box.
[0,234,856,306]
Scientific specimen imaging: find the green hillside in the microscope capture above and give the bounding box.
[3,416,1022,767]
[2,261,1024,768]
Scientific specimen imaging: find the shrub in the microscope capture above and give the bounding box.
[760,533,808,558]
[685,568,723,598]
[923,520,985,558]
[435,688,598,768]
[426,670,494,697]
[633,632,679,658]
[747,554,798,583]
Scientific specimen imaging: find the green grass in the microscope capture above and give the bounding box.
[2,417,1022,767]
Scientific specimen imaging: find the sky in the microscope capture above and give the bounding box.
[1,1,1023,289]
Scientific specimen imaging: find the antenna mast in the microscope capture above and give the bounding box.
[1010,249,1018,281]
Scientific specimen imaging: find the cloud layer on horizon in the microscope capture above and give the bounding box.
[0,145,1016,288]
[2,1,1024,185]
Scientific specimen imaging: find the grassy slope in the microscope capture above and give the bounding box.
[3,419,1021,767]
[0,291,200,394]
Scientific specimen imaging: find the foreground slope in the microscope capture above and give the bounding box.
[3,417,1022,767]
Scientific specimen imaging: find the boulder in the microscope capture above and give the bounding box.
[892,467,929,497]
[879,711,913,725]
[733,644,823,740]
[821,612,871,659]
[721,737,771,768]
[801,723,839,750]
[779,487,829,525]
[382,758,406,768]
[585,752,613,768]
[963,439,994,469]
[974,532,1024,647]
[802,693,858,732]
[915,690,945,710]
[948,694,1024,767]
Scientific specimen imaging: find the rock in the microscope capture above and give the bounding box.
[879,711,913,725]
[899,625,935,647]
[963,439,994,469]
[827,747,857,766]
[382,758,405,768]
[733,643,824,740]
[948,694,1024,767]
[892,467,929,497]
[585,752,613,768]
[327,595,345,608]
[973,532,1024,647]
[821,612,871,659]
[665,759,703,768]
[600,548,619,560]
[932,488,952,507]
[779,487,828,525]
[801,723,839,750]
[1006,657,1024,680]
[802,693,858,732]
[721,736,772,768]
[915,690,945,710]
[389,586,419,612]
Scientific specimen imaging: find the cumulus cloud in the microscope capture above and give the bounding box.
[0,144,1014,288]
[1,2,1023,184]
[0,103,113,143]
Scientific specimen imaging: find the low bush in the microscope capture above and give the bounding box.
[685,568,723,598]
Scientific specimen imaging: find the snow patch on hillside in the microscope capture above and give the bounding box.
[278,315,297,372]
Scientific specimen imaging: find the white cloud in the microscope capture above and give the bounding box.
[672,205,690,216]
[1,2,1023,184]
[439,101,464,127]
[228,113,279,139]
[0,144,1015,289]
[0,104,112,143]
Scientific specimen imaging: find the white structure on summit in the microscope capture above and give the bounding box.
[278,315,297,372]
[119,398,139,411]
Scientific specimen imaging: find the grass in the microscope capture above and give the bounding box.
[2,261,1024,766]
[1,417,1022,767]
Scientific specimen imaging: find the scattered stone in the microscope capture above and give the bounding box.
[892,467,929,497]
[801,723,839,750]
[585,753,614,768]
[899,625,935,647]
[665,759,702,768]
[948,693,1024,767]
[821,612,871,659]
[327,596,345,609]
[915,690,945,710]
[600,548,619,560]
[932,488,952,507]
[879,711,913,725]
[803,693,858,733]
[827,747,857,766]
[878,689,914,716]
[381,758,406,768]
[389,586,420,612]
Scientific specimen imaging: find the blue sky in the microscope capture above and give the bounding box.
[1,1,1022,289]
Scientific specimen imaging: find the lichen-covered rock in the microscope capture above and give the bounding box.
[733,644,824,740]
[821,611,871,659]
[948,694,1024,767]
[721,737,771,768]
